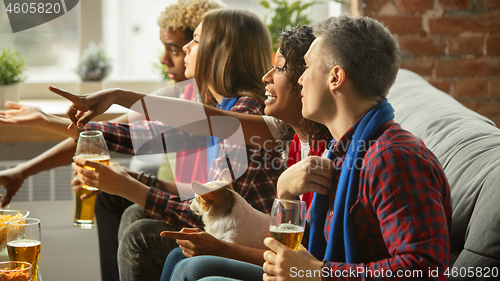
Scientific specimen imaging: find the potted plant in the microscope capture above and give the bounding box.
[77,42,112,94]
[260,0,342,51]
[0,48,26,107]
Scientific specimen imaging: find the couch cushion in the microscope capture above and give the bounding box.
[387,69,500,271]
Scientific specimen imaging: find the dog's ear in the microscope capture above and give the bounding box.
[218,169,233,184]
[191,181,215,202]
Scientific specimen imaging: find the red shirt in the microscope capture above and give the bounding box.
[316,121,452,280]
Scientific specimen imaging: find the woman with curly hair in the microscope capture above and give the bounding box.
[156,25,332,281]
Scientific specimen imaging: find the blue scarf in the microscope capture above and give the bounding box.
[206,97,239,175]
[308,99,394,262]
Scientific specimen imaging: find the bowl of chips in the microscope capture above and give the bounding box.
[0,210,29,251]
[0,261,32,281]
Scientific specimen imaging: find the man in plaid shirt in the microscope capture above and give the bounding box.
[262,15,452,280]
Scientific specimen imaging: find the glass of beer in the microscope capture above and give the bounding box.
[74,130,111,191]
[269,198,306,250]
[73,185,98,229]
[7,218,41,281]
[73,130,110,228]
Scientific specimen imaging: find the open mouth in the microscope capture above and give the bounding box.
[265,90,277,104]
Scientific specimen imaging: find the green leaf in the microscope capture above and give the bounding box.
[296,2,314,14]
[289,1,301,11]
[259,0,270,9]
[263,0,325,51]
[0,48,26,85]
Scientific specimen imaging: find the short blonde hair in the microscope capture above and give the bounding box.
[157,0,224,32]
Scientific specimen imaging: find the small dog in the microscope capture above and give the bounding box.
[190,169,270,249]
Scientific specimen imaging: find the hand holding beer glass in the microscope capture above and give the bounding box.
[74,130,111,190]
[73,130,110,228]
[7,218,41,280]
[270,198,306,250]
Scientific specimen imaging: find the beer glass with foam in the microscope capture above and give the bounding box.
[270,198,306,250]
[7,218,41,280]
[73,130,110,228]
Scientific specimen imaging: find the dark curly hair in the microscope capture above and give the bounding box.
[277,25,332,144]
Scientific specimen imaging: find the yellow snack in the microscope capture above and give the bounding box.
[0,267,31,281]
[0,212,24,249]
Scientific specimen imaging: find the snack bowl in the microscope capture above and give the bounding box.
[0,261,32,281]
[0,210,29,251]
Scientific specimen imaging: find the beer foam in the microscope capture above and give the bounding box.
[7,240,41,247]
[270,223,304,233]
[76,154,110,161]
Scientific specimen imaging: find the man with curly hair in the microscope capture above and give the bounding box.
[95,1,223,281]
[156,0,223,84]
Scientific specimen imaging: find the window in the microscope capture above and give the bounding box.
[102,0,178,81]
[0,2,79,82]
[0,0,342,100]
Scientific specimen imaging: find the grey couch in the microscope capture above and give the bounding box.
[388,69,500,279]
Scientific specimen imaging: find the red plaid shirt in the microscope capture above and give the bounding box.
[84,97,284,229]
[315,121,452,280]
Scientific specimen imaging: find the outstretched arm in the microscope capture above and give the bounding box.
[0,95,136,206]
[49,86,146,129]
[0,138,77,206]
[0,102,80,139]
[51,86,280,150]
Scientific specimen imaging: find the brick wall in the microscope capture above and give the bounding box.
[355,0,500,127]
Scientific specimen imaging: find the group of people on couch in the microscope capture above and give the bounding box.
[0,0,452,280]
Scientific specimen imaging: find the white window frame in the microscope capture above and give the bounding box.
[19,0,345,104]
[19,0,162,104]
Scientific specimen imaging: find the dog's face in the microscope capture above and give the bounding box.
[190,169,234,216]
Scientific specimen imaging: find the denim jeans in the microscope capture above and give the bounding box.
[161,247,187,281]
[95,193,134,281]
[163,250,264,281]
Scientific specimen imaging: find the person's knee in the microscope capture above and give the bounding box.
[117,219,180,274]
[171,257,194,279]
[118,219,151,252]
[171,256,220,280]
[118,204,148,241]
[118,219,179,257]
[122,204,146,222]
